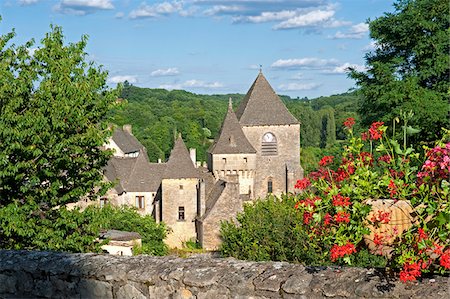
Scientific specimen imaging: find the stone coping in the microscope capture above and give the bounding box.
[0,250,449,298]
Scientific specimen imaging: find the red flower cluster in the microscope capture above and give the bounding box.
[303,212,313,224]
[334,211,350,223]
[324,213,333,226]
[388,179,397,198]
[399,261,422,282]
[359,151,373,166]
[378,154,392,164]
[373,233,384,246]
[371,210,391,224]
[295,178,311,190]
[319,155,334,167]
[332,194,351,207]
[440,249,450,269]
[368,121,384,140]
[330,242,357,261]
[417,143,450,185]
[343,117,355,129]
[361,132,368,141]
[417,228,428,242]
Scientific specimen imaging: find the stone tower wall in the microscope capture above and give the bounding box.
[161,178,199,248]
[209,153,256,195]
[242,124,300,199]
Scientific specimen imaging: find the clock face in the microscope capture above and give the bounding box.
[263,133,275,142]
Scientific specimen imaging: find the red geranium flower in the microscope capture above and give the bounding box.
[295,178,311,190]
[440,249,450,269]
[330,242,357,261]
[319,155,334,167]
[399,261,422,282]
[334,212,350,223]
[343,117,355,129]
[369,121,384,140]
[332,194,351,207]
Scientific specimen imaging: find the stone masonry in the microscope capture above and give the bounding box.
[0,250,449,299]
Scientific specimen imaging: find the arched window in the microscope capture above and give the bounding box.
[261,132,277,156]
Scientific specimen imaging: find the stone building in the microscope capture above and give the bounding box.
[102,72,303,250]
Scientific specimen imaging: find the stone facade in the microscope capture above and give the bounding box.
[101,72,304,249]
[1,250,449,299]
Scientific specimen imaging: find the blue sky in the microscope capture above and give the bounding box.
[1,0,395,98]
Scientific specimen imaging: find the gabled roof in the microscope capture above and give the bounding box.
[112,127,143,154]
[104,151,162,193]
[235,72,299,126]
[208,100,256,155]
[163,135,199,179]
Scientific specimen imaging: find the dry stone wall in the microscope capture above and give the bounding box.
[0,250,449,299]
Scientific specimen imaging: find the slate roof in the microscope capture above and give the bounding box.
[208,100,256,155]
[104,151,162,193]
[235,72,299,126]
[163,135,199,179]
[112,127,143,154]
[201,179,227,220]
[99,230,141,241]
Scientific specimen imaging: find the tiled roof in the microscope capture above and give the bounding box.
[235,72,299,126]
[112,127,143,154]
[163,135,199,179]
[208,100,256,154]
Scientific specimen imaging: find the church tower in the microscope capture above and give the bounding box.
[236,72,303,199]
[208,99,257,198]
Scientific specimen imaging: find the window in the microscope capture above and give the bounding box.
[135,196,145,209]
[222,158,227,163]
[178,206,185,221]
[244,157,247,163]
[179,184,183,190]
[268,179,273,193]
[262,133,277,156]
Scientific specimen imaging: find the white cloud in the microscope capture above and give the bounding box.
[271,58,339,70]
[54,0,114,15]
[274,9,335,30]
[19,0,39,5]
[129,1,183,19]
[160,79,223,90]
[233,10,297,23]
[278,82,321,91]
[205,5,243,16]
[108,75,138,84]
[331,22,369,39]
[323,63,366,74]
[151,68,180,77]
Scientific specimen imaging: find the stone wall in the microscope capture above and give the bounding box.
[0,250,449,299]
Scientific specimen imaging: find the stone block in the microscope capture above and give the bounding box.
[116,284,146,299]
[79,279,113,298]
[0,273,16,294]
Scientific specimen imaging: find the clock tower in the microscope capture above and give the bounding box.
[235,72,304,199]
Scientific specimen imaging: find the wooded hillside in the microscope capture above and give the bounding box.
[108,81,359,163]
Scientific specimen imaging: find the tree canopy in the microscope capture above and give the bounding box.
[0,25,118,250]
[351,0,449,143]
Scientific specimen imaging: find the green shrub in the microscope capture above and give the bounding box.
[85,205,168,256]
[220,195,327,264]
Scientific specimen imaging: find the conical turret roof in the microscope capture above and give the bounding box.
[163,135,199,179]
[236,72,299,126]
[208,99,256,154]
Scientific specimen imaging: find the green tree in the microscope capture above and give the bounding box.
[351,0,449,143]
[0,25,118,251]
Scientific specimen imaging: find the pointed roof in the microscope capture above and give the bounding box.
[236,72,299,126]
[163,135,199,179]
[208,99,256,155]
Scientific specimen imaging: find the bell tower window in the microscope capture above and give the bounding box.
[262,132,277,156]
[268,179,273,193]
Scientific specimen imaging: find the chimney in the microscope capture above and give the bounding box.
[189,148,196,167]
[123,124,132,135]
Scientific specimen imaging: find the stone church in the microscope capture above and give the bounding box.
[102,72,303,250]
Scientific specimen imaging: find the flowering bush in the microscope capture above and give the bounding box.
[294,117,450,281]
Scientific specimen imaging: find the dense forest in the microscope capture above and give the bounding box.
[108,81,359,171]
